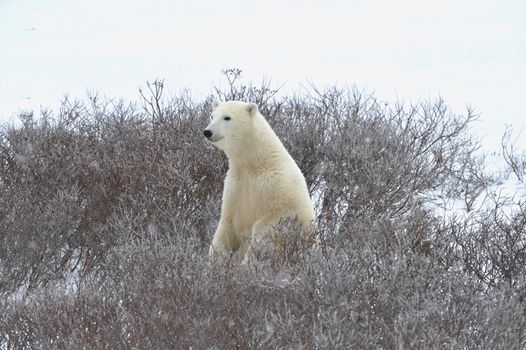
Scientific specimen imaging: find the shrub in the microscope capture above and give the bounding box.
[1,70,524,349]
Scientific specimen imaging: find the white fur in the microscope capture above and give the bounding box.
[205,101,315,260]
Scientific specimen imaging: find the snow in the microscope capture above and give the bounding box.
[0,0,525,153]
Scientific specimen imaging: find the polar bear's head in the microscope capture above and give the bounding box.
[203,100,258,151]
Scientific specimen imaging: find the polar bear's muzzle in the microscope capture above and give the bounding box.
[203,129,223,143]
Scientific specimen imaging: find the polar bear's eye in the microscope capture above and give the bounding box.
[224,116,231,121]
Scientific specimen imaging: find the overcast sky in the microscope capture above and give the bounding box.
[1,0,525,151]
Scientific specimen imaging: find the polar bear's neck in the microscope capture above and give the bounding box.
[226,115,287,173]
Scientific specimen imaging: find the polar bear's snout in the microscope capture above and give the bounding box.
[203,128,223,143]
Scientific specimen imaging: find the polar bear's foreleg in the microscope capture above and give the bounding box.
[209,220,238,258]
[241,216,280,264]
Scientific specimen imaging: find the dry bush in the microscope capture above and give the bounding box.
[0,91,223,294]
[1,70,525,349]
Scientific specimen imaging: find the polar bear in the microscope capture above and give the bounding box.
[204,100,315,261]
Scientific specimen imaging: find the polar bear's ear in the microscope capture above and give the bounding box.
[247,102,258,116]
[212,100,220,109]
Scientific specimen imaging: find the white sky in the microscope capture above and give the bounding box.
[1,0,525,151]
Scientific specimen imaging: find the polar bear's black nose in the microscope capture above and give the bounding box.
[204,130,212,138]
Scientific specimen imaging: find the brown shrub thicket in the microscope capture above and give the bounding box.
[1,70,525,349]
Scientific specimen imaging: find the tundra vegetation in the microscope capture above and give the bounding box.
[1,69,525,349]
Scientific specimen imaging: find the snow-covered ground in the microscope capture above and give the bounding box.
[0,0,525,153]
